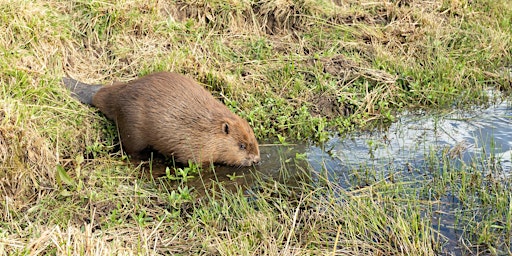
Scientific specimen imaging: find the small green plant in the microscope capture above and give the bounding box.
[55,164,76,197]
[277,134,287,144]
[227,172,243,181]
[133,210,152,227]
[55,154,86,195]
[168,185,193,210]
[295,152,307,161]
[165,160,200,182]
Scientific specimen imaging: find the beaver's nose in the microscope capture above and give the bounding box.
[252,155,261,165]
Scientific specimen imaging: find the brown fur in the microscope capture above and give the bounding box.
[64,72,260,166]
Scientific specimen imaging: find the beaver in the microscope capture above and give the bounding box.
[63,71,260,167]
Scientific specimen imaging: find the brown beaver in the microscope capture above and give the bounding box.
[63,71,260,167]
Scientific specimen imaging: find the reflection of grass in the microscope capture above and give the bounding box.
[1,0,512,254]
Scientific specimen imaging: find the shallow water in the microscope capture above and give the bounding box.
[312,101,512,177]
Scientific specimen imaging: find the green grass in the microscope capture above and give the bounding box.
[1,0,512,254]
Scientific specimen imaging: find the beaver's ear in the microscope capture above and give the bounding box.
[222,122,230,135]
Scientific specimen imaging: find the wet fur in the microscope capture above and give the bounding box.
[63,72,260,166]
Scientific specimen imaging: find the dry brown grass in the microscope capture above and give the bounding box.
[0,99,56,210]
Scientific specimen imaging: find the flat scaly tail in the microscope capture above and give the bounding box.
[62,77,103,105]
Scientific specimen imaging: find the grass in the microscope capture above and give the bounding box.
[1,0,511,255]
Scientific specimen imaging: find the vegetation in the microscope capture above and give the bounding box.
[1,0,511,255]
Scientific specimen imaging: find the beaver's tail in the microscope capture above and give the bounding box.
[62,77,103,106]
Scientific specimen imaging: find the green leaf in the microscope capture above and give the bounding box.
[56,164,76,188]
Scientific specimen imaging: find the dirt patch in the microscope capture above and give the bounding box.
[322,55,360,78]
[308,54,401,119]
[320,55,396,86]
[309,92,353,119]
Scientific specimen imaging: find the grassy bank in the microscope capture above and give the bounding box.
[1,0,511,255]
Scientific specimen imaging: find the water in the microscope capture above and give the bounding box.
[311,101,512,177]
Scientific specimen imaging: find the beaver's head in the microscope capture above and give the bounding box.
[211,117,260,167]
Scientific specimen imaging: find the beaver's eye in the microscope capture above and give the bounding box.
[239,143,246,150]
